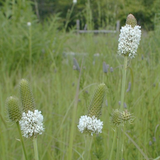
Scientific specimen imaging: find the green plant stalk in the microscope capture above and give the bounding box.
[84,135,93,160]
[86,0,92,30]
[33,137,39,160]
[16,122,28,160]
[67,60,83,160]
[120,56,128,111]
[29,25,32,68]
[1,129,7,160]
[117,56,128,160]
[109,129,117,160]
[64,3,75,31]
[122,129,149,160]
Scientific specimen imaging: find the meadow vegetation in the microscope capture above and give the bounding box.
[0,0,160,160]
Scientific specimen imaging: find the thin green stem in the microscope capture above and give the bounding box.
[16,122,28,160]
[28,25,32,68]
[64,3,75,31]
[117,56,128,160]
[84,135,93,160]
[120,56,128,111]
[67,60,83,160]
[109,129,117,160]
[33,137,39,160]
[122,129,149,160]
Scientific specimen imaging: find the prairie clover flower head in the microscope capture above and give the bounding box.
[118,14,141,59]
[121,110,134,123]
[73,0,77,4]
[19,79,35,113]
[27,22,31,26]
[88,83,106,118]
[111,109,122,126]
[77,115,103,136]
[78,84,106,135]
[19,110,44,138]
[111,109,134,126]
[6,96,22,122]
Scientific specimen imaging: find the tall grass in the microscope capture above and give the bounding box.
[0,0,160,160]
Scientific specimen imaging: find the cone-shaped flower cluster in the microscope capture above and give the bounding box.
[118,14,141,59]
[6,96,22,122]
[20,79,35,113]
[19,79,44,138]
[77,83,106,136]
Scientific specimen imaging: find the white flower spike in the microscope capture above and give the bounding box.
[118,14,141,59]
[19,110,44,138]
[73,0,77,4]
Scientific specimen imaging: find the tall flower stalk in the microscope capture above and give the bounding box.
[27,22,32,69]
[19,79,44,160]
[77,83,106,159]
[6,96,28,160]
[64,1,76,31]
[109,14,141,160]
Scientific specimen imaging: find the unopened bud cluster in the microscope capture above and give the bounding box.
[6,96,22,122]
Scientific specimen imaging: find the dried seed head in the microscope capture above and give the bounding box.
[121,110,135,124]
[111,109,122,126]
[121,110,131,121]
[19,79,35,113]
[126,14,137,27]
[88,83,106,118]
[6,96,22,122]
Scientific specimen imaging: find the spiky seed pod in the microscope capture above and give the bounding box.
[111,109,122,126]
[19,79,35,113]
[88,83,106,118]
[126,14,137,27]
[6,96,22,122]
[121,110,131,122]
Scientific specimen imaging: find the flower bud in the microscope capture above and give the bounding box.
[88,83,106,118]
[6,96,22,122]
[111,109,122,126]
[19,79,35,113]
[126,14,137,27]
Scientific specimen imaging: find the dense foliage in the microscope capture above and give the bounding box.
[34,0,160,30]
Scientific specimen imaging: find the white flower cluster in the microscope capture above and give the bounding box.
[27,22,31,26]
[19,110,44,138]
[73,0,77,4]
[118,24,141,59]
[77,115,103,136]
